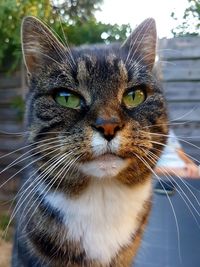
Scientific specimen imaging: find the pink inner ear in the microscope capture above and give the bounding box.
[24,52,40,74]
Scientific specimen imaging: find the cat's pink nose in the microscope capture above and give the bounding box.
[93,117,123,141]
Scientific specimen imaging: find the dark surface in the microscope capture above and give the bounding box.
[134,178,200,267]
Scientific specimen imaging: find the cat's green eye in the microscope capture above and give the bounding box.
[55,91,82,109]
[122,89,145,108]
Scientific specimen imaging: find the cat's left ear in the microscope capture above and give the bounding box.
[122,18,157,70]
[21,16,66,75]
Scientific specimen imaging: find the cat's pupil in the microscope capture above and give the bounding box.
[55,91,81,109]
[122,89,145,108]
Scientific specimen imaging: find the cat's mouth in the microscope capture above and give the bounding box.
[93,153,123,161]
[79,153,128,179]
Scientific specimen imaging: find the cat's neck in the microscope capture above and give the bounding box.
[44,178,152,264]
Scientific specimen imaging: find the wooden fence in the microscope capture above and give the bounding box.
[0,71,24,200]
[0,37,200,200]
[159,37,200,160]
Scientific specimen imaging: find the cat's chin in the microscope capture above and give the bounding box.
[78,153,128,179]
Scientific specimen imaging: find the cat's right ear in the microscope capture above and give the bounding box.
[122,18,157,70]
[21,16,66,75]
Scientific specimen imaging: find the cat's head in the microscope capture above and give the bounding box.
[21,16,168,195]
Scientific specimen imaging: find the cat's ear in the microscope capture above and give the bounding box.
[122,18,157,70]
[21,16,65,75]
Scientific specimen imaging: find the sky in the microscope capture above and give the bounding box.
[96,0,189,38]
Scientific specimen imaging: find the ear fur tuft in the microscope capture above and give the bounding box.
[122,18,157,70]
[21,16,65,74]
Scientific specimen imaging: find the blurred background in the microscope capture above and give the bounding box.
[0,0,200,266]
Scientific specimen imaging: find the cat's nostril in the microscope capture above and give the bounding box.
[96,125,106,135]
[93,119,123,141]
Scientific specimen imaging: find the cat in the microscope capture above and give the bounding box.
[12,16,168,267]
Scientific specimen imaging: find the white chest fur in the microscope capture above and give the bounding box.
[45,179,151,264]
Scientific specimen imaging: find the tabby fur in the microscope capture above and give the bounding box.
[12,17,168,267]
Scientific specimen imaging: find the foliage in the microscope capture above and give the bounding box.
[11,96,25,121]
[0,214,10,231]
[0,212,13,241]
[171,0,200,36]
[55,20,131,46]
[0,0,53,72]
[52,0,103,23]
[0,0,131,73]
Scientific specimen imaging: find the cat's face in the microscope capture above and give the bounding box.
[22,17,168,195]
